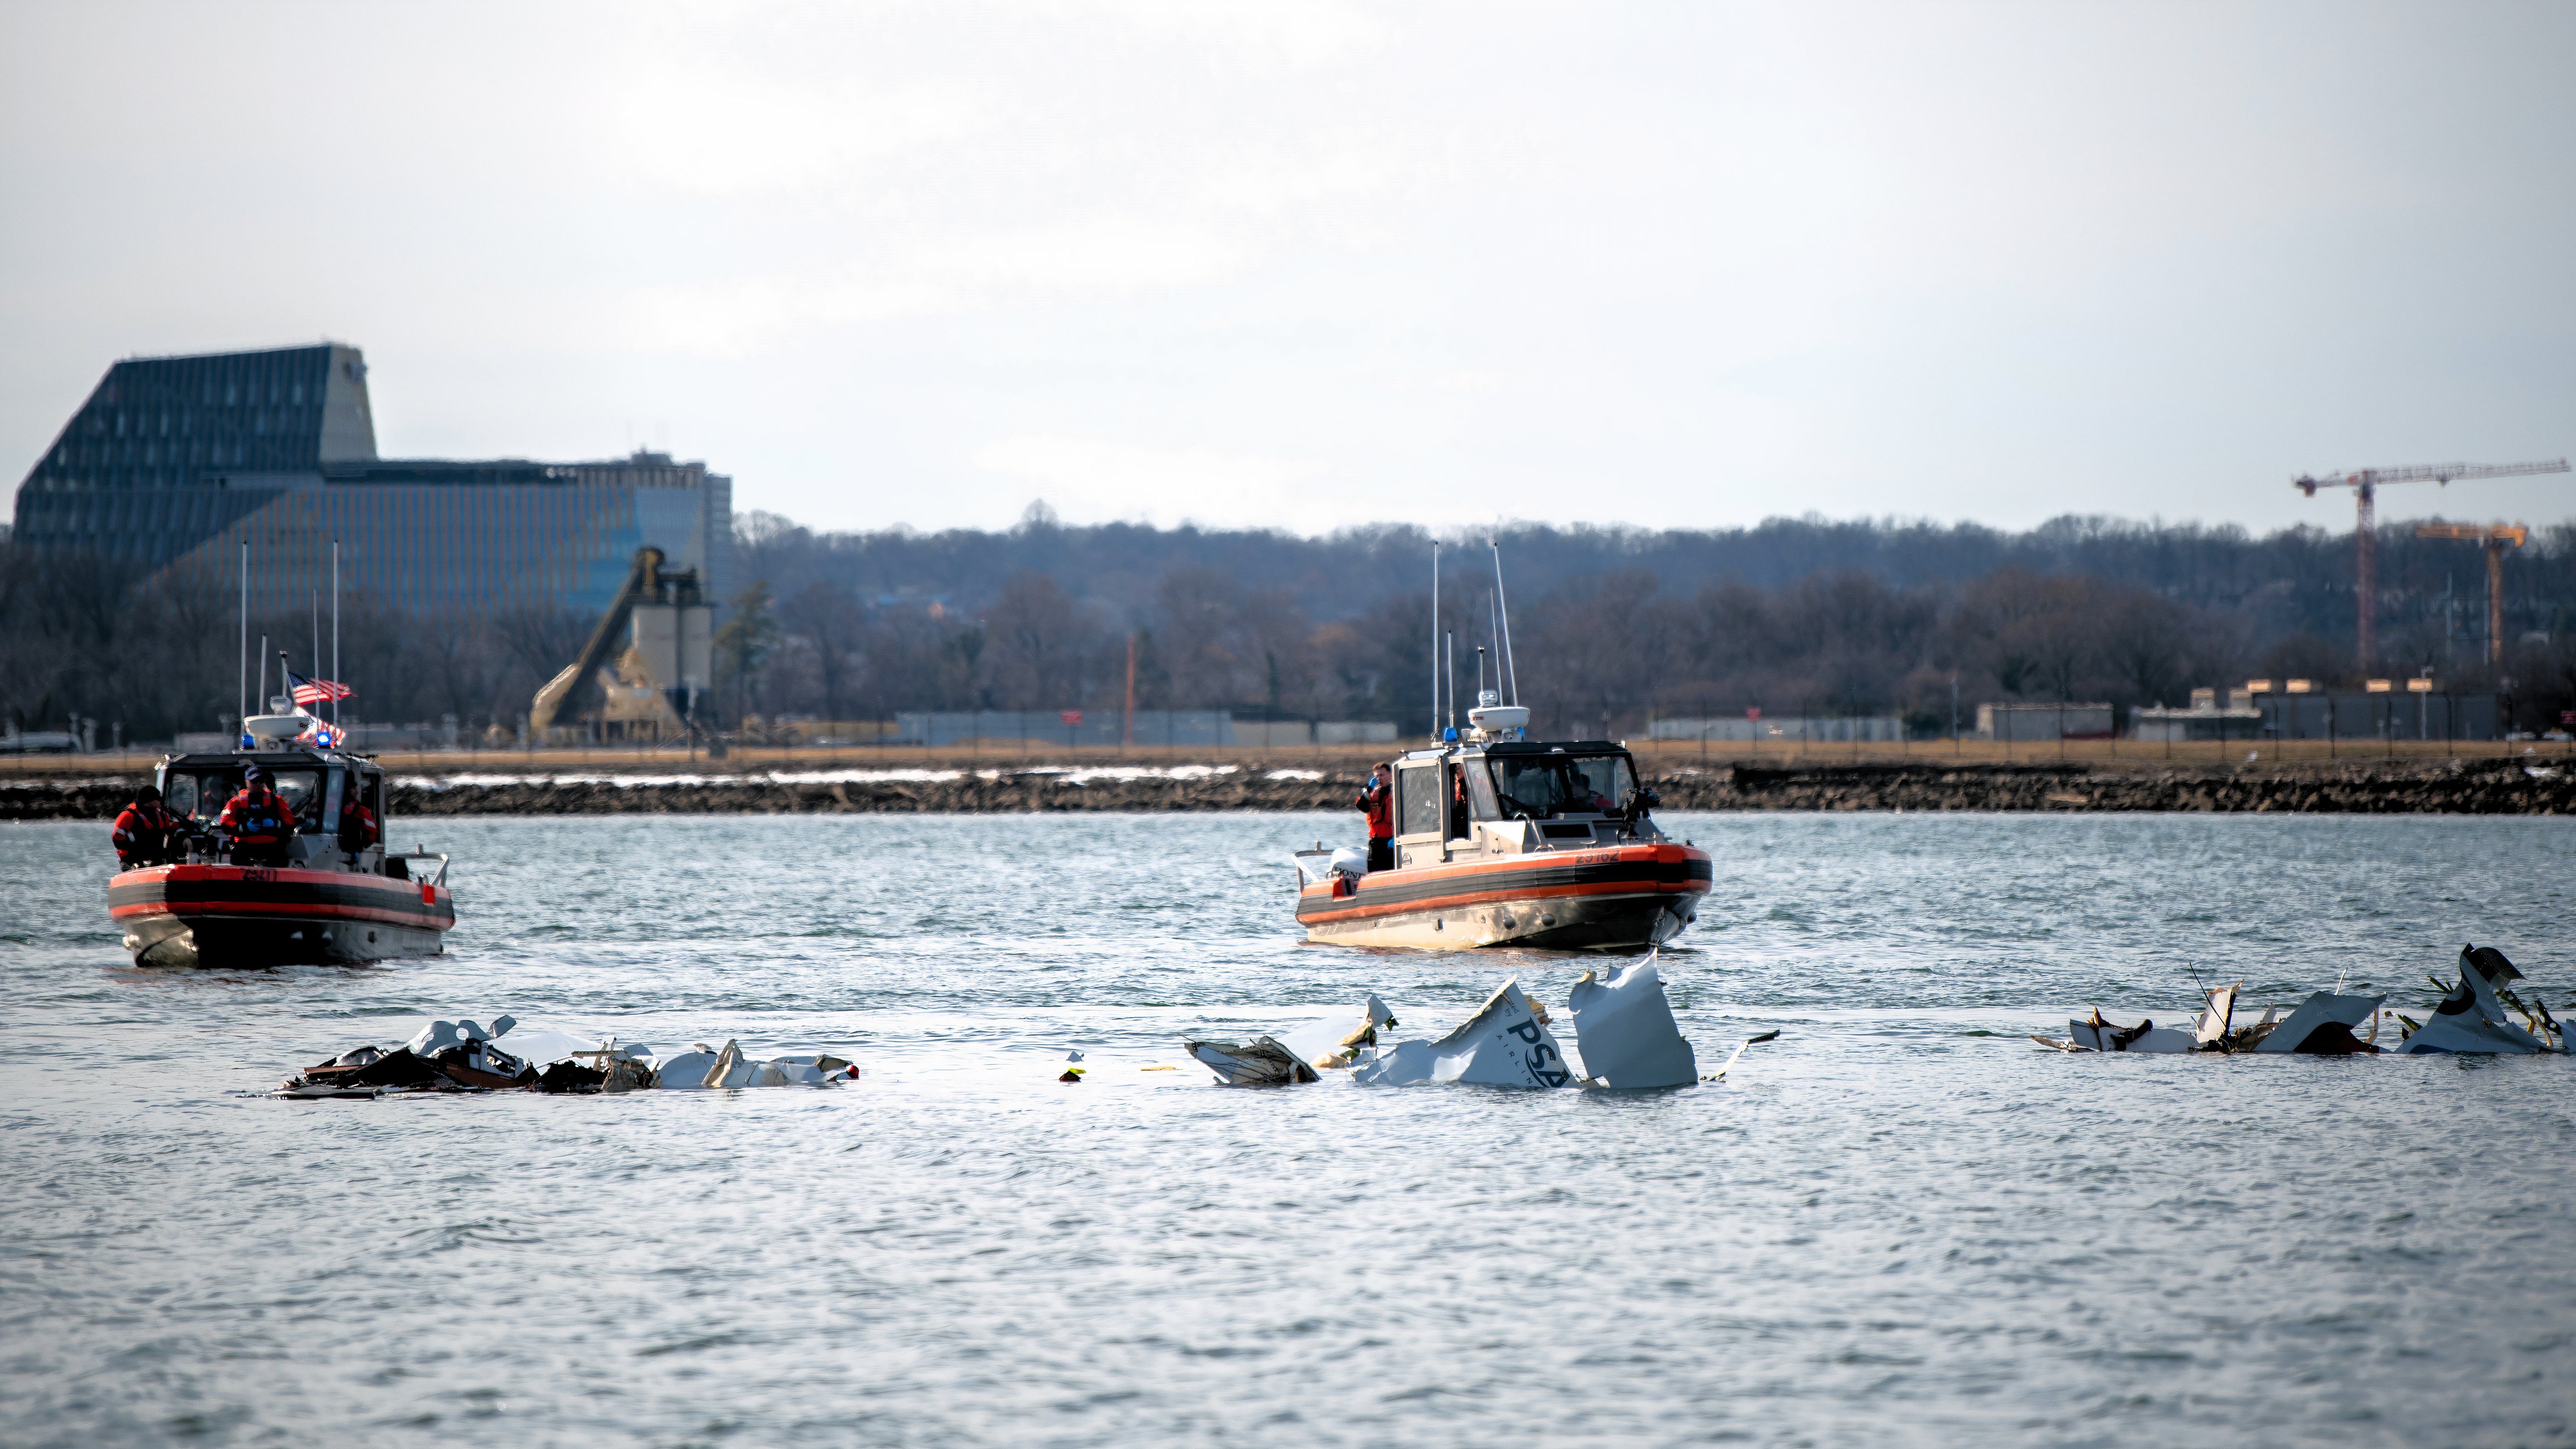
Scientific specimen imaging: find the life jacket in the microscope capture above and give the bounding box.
[1357,779,1395,839]
[112,802,182,862]
[338,800,379,852]
[219,786,292,846]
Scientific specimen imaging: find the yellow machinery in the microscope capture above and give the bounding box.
[2413,521,2528,665]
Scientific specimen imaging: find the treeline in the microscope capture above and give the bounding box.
[727,558,2576,740]
[740,505,2576,648]
[8,513,2575,745]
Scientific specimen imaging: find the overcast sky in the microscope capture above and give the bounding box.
[4,0,2569,537]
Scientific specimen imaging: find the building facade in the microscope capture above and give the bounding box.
[11,343,732,621]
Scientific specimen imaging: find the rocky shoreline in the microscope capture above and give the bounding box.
[6,759,2571,821]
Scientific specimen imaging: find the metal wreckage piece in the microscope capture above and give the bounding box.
[274,1016,858,1098]
[2032,943,2568,1058]
[1184,956,1752,1090]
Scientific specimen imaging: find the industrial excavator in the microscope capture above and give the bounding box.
[529,547,712,745]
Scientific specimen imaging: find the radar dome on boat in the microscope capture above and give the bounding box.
[242,714,308,741]
[1468,704,1529,735]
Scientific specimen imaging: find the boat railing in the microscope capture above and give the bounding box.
[389,851,451,889]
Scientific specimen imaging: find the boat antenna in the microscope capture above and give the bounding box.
[1429,540,1441,742]
[1476,644,1487,707]
[1490,538,1519,705]
[1445,630,1457,733]
[310,591,320,721]
[237,537,249,744]
[331,538,340,731]
[256,635,269,721]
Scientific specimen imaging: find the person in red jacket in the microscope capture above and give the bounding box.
[1356,761,1396,872]
[338,790,379,859]
[111,784,185,869]
[217,766,294,867]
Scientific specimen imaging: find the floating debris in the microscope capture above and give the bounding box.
[1269,994,1395,1069]
[1566,955,1697,1088]
[1352,979,1574,1088]
[2391,945,2564,1055]
[1703,1029,1781,1081]
[1183,967,1751,1091]
[273,1018,854,1097]
[1182,1037,1319,1086]
[2033,943,2567,1057]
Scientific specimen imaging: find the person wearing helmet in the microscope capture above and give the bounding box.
[218,765,294,867]
[111,784,186,869]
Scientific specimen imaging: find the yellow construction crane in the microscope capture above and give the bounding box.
[2293,458,2567,667]
[2414,521,2528,665]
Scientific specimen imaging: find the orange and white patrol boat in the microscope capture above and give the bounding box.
[1294,541,1711,951]
[1294,717,1710,950]
[109,726,454,968]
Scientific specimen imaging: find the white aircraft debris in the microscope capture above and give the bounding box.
[275,1020,856,1096]
[1181,1037,1321,1086]
[1270,994,1396,1069]
[2392,945,2564,1055]
[1565,955,1697,1088]
[2035,943,2566,1057]
[1352,979,1574,1088]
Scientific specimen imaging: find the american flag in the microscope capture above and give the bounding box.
[295,715,346,749]
[287,668,353,706]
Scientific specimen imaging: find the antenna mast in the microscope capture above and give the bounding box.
[1429,542,1441,741]
[238,538,249,742]
[1490,539,1519,705]
[331,539,341,730]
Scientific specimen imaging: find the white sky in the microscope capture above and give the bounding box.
[4,0,2570,537]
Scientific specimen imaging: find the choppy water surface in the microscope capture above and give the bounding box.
[4,812,2572,1447]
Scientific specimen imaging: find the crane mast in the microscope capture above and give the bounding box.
[2292,458,2567,669]
[2414,521,2529,665]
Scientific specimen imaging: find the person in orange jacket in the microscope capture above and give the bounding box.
[1355,761,1396,872]
[337,789,379,858]
[217,766,294,867]
[111,784,186,869]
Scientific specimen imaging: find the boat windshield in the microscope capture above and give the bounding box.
[1484,752,1636,819]
[163,766,329,832]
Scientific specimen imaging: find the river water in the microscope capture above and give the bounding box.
[4,812,2572,1446]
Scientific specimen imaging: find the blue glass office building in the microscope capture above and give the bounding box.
[11,344,732,619]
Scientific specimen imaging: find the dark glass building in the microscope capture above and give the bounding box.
[11,343,732,620]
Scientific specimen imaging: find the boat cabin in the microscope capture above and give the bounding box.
[156,746,394,873]
[1389,740,1659,870]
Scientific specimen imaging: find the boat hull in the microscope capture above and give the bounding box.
[109,864,455,968]
[1296,843,1711,950]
